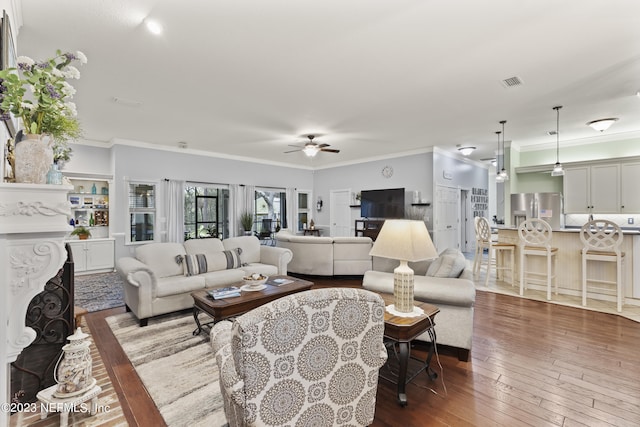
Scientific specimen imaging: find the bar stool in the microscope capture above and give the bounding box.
[518,218,558,300]
[580,219,624,312]
[476,217,516,286]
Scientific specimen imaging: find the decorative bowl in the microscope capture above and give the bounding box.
[243,274,268,288]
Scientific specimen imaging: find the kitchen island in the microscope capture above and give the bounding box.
[496,227,640,306]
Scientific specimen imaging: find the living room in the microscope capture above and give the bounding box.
[2,1,640,426]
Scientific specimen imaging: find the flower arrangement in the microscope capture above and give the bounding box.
[0,49,87,164]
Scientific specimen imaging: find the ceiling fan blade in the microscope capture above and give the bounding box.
[320,148,340,153]
[318,143,330,148]
[284,148,302,153]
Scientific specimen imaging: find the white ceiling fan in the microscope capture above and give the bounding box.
[284,135,340,157]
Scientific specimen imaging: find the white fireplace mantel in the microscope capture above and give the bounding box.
[0,183,72,427]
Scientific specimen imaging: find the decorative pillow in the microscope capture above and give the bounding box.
[223,248,242,269]
[182,253,208,276]
[426,248,466,278]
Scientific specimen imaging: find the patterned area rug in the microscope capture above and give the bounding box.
[106,312,227,427]
[75,272,125,312]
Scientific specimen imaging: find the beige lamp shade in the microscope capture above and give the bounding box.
[369,219,438,262]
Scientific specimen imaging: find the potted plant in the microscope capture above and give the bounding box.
[0,50,87,183]
[70,225,91,240]
[240,211,254,235]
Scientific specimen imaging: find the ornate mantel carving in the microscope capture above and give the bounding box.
[1,183,72,426]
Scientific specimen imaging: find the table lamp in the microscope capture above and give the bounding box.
[369,219,438,313]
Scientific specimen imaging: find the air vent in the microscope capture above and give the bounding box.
[501,76,523,88]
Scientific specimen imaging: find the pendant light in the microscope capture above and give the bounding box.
[551,106,564,176]
[495,130,504,183]
[499,120,509,181]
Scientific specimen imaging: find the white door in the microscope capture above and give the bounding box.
[434,185,460,252]
[330,189,351,237]
[460,189,472,253]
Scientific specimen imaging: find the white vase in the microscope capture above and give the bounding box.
[14,134,54,184]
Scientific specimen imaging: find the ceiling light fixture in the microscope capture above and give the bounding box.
[144,18,163,35]
[499,120,509,181]
[586,118,618,132]
[457,146,476,156]
[495,130,504,183]
[302,145,320,157]
[551,106,565,177]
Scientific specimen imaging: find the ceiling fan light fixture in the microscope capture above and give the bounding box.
[303,145,320,157]
[586,118,618,132]
[457,146,476,156]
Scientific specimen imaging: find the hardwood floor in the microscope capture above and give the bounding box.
[65,277,640,426]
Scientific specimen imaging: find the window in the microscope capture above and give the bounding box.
[297,191,310,232]
[128,182,156,243]
[184,185,229,240]
[255,189,287,234]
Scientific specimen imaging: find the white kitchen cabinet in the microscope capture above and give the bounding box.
[563,164,619,214]
[563,167,589,214]
[621,162,640,212]
[590,164,619,213]
[67,238,115,274]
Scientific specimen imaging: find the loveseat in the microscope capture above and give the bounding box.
[275,230,373,275]
[362,248,476,361]
[116,236,293,326]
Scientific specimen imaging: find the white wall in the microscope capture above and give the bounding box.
[312,152,434,231]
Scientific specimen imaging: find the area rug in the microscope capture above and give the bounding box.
[106,312,227,427]
[75,272,125,312]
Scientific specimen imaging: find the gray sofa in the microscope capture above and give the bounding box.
[275,230,373,275]
[362,249,476,361]
[116,235,293,326]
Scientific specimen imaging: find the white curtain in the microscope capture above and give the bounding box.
[286,187,298,233]
[244,184,255,217]
[164,179,185,242]
[229,184,241,237]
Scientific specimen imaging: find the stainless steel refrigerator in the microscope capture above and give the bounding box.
[511,192,564,230]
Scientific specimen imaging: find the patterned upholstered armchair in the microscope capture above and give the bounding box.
[210,288,388,426]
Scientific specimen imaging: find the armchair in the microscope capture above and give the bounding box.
[211,288,388,426]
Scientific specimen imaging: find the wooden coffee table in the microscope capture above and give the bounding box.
[190,275,314,335]
[377,293,440,406]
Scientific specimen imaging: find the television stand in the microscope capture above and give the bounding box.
[355,219,385,241]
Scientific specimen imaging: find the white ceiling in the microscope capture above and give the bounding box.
[15,0,640,168]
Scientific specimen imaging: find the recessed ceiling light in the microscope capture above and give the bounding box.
[145,19,163,35]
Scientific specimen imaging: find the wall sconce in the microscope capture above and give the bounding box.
[316,197,323,212]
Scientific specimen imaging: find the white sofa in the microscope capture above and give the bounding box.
[275,230,373,275]
[363,249,476,361]
[116,236,293,326]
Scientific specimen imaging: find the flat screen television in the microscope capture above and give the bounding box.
[360,188,405,219]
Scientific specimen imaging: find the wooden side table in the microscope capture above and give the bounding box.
[378,293,439,406]
[37,383,102,427]
[303,228,321,236]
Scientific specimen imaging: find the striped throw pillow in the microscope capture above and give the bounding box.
[183,254,207,276]
[223,248,242,269]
